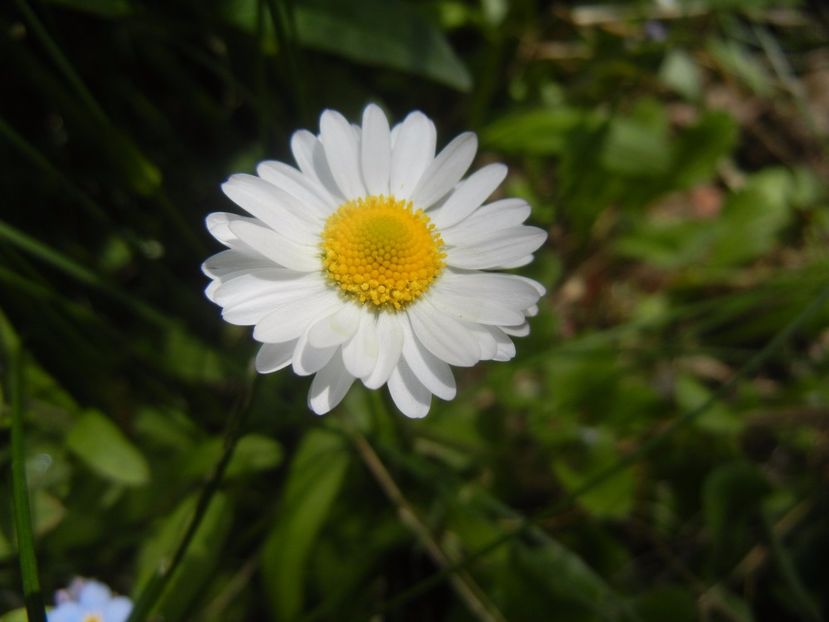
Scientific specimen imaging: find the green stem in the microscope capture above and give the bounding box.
[264,0,309,126]
[763,509,823,622]
[5,345,47,622]
[13,0,109,125]
[125,375,258,622]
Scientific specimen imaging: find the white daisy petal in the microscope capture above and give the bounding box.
[389,111,437,199]
[361,104,391,196]
[342,310,379,379]
[307,303,362,348]
[388,359,432,418]
[291,129,320,179]
[229,219,320,272]
[212,269,314,306]
[435,270,542,310]
[222,292,296,326]
[292,129,347,203]
[486,326,517,361]
[501,321,530,337]
[222,174,319,243]
[253,288,341,343]
[430,163,508,229]
[320,109,366,199]
[222,275,324,325]
[407,300,480,367]
[469,323,498,360]
[292,329,338,376]
[411,132,477,209]
[308,351,355,415]
[441,198,531,245]
[445,226,547,270]
[256,340,297,373]
[401,319,457,400]
[256,160,337,217]
[515,275,546,296]
[202,248,270,279]
[496,255,535,269]
[427,286,524,326]
[205,212,257,250]
[364,312,404,389]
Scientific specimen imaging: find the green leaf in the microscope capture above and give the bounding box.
[0,608,29,622]
[32,491,65,535]
[161,327,228,383]
[481,107,588,155]
[183,434,283,480]
[675,375,742,435]
[601,102,671,177]
[703,462,771,573]
[296,0,471,91]
[708,168,793,267]
[499,537,632,622]
[670,110,738,189]
[225,0,471,90]
[66,410,150,486]
[134,492,235,621]
[659,49,701,101]
[709,38,772,97]
[635,586,697,622]
[42,0,134,17]
[615,220,717,269]
[552,429,636,520]
[262,428,350,621]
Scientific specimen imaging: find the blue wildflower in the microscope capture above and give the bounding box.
[48,578,132,622]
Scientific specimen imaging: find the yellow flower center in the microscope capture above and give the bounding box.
[320,195,445,311]
[83,614,103,622]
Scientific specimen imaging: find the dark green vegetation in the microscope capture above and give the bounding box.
[2,0,829,620]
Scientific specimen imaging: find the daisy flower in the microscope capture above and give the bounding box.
[204,104,546,417]
[48,578,132,622]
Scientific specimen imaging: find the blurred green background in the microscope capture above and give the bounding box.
[2,0,829,620]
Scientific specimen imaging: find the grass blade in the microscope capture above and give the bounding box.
[2,340,47,622]
[125,374,258,622]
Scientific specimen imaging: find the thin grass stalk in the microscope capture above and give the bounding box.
[125,374,258,622]
[4,344,47,622]
[351,430,507,622]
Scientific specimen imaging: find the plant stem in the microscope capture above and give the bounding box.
[349,423,506,622]
[5,345,47,622]
[125,374,258,622]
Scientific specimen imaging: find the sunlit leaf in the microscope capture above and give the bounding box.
[601,101,671,177]
[552,429,637,520]
[0,608,28,622]
[481,107,589,155]
[262,429,350,621]
[660,49,702,101]
[66,410,150,486]
[225,0,471,90]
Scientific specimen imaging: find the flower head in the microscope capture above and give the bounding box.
[48,578,132,622]
[204,105,546,417]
